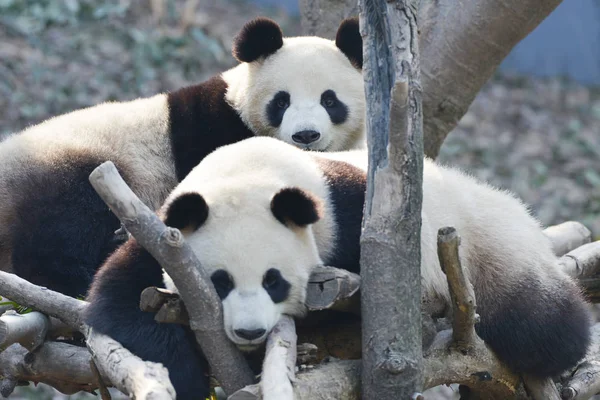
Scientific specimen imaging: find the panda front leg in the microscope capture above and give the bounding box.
[85,240,211,400]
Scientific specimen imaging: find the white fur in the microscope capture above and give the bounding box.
[224,36,366,152]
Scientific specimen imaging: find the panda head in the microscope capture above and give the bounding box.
[224,17,365,152]
[161,182,323,350]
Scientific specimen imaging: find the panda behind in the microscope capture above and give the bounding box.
[0,17,365,298]
[86,137,590,398]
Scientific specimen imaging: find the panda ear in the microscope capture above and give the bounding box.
[164,193,208,231]
[271,187,322,228]
[335,17,363,69]
[232,17,284,63]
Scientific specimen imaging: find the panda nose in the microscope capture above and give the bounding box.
[234,328,266,340]
[292,130,321,144]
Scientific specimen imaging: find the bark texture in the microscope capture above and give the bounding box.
[298,0,358,38]
[87,329,175,399]
[358,0,424,397]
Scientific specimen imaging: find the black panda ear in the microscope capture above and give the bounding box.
[232,17,284,63]
[335,17,363,69]
[164,193,208,231]
[271,187,322,228]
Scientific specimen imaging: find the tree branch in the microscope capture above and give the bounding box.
[0,271,86,331]
[0,310,49,351]
[88,161,254,395]
[436,227,478,351]
[0,342,100,397]
[419,0,563,157]
[561,321,600,400]
[544,221,592,257]
[87,329,175,399]
[261,316,297,400]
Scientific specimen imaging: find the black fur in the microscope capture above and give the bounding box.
[164,193,208,231]
[335,17,363,69]
[10,155,125,298]
[270,187,322,227]
[476,277,591,377]
[320,90,348,125]
[232,17,284,63]
[315,158,366,274]
[266,91,290,128]
[85,240,210,400]
[262,268,291,303]
[168,75,254,181]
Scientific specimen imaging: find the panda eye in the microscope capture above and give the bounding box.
[320,90,339,109]
[211,269,234,299]
[263,268,282,289]
[323,97,336,108]
[276,98,289,109]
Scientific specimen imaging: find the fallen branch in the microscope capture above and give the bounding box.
[0,342,100,397]
[544,221,592,257]
[89,161,254,395]
[0,310,49,350]
[87,328,175,399]
[0,270,86,331]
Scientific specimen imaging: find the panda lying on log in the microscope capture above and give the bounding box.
[85,137,591,399]
[0,16,365,298]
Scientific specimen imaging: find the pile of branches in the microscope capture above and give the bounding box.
[0,161,599,400]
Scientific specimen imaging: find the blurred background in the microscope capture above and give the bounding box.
[0,0,598,398]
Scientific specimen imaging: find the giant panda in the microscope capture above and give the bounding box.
[0,17,365,298]
[85,137,591,399]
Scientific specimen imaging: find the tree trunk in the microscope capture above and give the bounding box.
[300,0,564,158]
[358,0,424,398]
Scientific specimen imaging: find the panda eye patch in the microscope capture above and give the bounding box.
[320,90,348,124]
[262,268,291,303]
[211,269,234,300]
[266,91,290,128]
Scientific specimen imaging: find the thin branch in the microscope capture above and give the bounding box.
[87,328,175,399]
[90,359,112,400]
[523,376,561,400]
[88,161,254,394]
[0,271,86,331]
[437,227,478,351]
[544,221,592,257]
